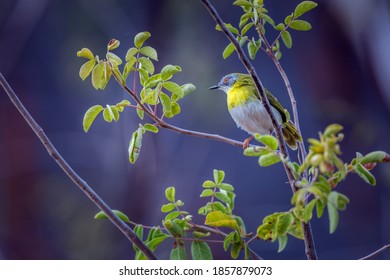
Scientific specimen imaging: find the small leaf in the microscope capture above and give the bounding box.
[94,210,130,223]
[241,22,254,36]
[83,105,103,132]
[165,211,180,221]
[323,123,343,137]
[134,31,151,48]
[285,13,293,25]
[181,83,196,97]
[107,39,120,51]
[215,183,234,192]
[255,134,279,150]
[79,60,96,81]
[277,235,288,253]
[303,199,317,223]
[163,81,183,98]
[294,1,318,19]
[215,23,239,35]
[163,220,184,237]
[327,192,339,233]
[136,107,144,120]
[233,0,252,8]
[361,151,390,164]
[160,92,171,115]
[258,153,280,167]
[165,186,176,202]
[91,62,105,90]
[223,232,235,251]
[274,23,285,31]
[161,64,182,80]
[128,127,143,164]
[230,241,242,259]
[202,180,215,188]
[77,48,94,60]
[200,189,214,197]
[243,146,270,157]
[144,123,159,133]
[247,40,259,60]
[107,52,123,65]
[205,211,239,230]
[289,20,312,31]
[287,219,304,239]
[170,244,187,260]
[213,169,225,184]
[276,213,294,235]
[161,203,175,213]
[138,57,154,75]
[140,46,158,61]
[215,192,231,204]
[125,47,138,61]
[223,42,235,59]
[354,163,376,186]
[281,30,292,48]
[191,241,213,260]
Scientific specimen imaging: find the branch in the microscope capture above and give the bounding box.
[0,73,157,260]
[200,0,318,260]
[360,244,390,260]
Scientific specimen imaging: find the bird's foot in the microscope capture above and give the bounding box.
[242,136,254,149]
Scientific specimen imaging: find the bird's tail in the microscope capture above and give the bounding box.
[282,121,302,150]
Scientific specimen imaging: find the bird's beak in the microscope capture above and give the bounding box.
[208,85,219,90]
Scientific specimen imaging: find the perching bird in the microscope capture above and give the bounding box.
[208,73,302,149]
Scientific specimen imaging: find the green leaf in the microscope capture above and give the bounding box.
[163,81,183,98]
[239,12,254,28]
[161,203,175,213]
[146,235,169,251]
[170,244,187,260]
[77,48,94,60]
[277,235,288,253]
[202,180,215,188]
[316,199,325,218]
[223,42,235,59]
[160,92,171,115]
[134,225,143,240]
[215,23,239,35]
[94,210,130,223]
[83,105,103,132]
[181,83,196,97]
[303,199,317,223]
[287,219,304,239]
[191,241,213,260]
[171,102,181,116]
[223,232,235,251]
[361,151,390,164]
[215,183,234,192]
[116,100,131,111]
[255,134,279,150]
[247,40,259,60]
[163,220,184,237]
[125,47,138,61]
[138,57,154,75]
[260,13,275,26]
[213,169,225,184]
[285,13,293,25]
[136,107,144,120]
[258,153,280,167]
[165,186,176,203]
[274,23,285,31]
[138,68,149,86]
[290,20,312,31]
[134,31,151,48]
[276,213,294,235]
[165,211,180,221]
[200,189,214,197]
[241,22,254,36]
[161,64,182,80]
[323,123,343,137]
[143,123,159,133]
[281,30,292,48]
[215,192,231,204]
[140,46,158,61]
[233,0,252,8]
[79,60,96,81]
[107,39,120,51]
[91,62,105,90]
[106,52,123,66]
[327,192,339,234]
[294,1,318,18]
[128,127,143,164]
[205,211,239,230]
[243,146,270,157]
[354,163,376,186]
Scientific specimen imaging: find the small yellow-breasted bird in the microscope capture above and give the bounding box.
[208,73,302,149]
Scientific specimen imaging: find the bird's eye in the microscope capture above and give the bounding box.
[223,78,228,84]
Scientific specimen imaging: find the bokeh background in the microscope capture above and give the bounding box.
[1,0,389,260]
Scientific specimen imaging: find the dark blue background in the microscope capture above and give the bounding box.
[1,0,389,259]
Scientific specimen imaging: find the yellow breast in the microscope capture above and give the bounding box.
[227,85,257,110]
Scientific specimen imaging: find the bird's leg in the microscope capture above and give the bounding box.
[243,135,254,149]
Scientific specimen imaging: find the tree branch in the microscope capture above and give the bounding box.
[200,0,317,260]
[359,244,390,260]
[0,72,157,260]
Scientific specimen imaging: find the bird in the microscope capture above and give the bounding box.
[208,73,302,149]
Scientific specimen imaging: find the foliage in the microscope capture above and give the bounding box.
[77,0,389,259]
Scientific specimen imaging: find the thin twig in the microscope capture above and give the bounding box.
[360,244,390,260]
[200,0,317,260]
[0,73,157,260]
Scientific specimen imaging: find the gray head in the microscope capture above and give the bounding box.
[208,73,238,93]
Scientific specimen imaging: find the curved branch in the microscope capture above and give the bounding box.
[200,0,318,260]
[0,73,157,260]
[360,244,390,260]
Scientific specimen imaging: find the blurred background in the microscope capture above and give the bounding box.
[0,0,389,260]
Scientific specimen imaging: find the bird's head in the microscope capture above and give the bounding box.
[208,73,239,93]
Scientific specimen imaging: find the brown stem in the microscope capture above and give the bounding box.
[200,0,317,260]
[0,73,157,260]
